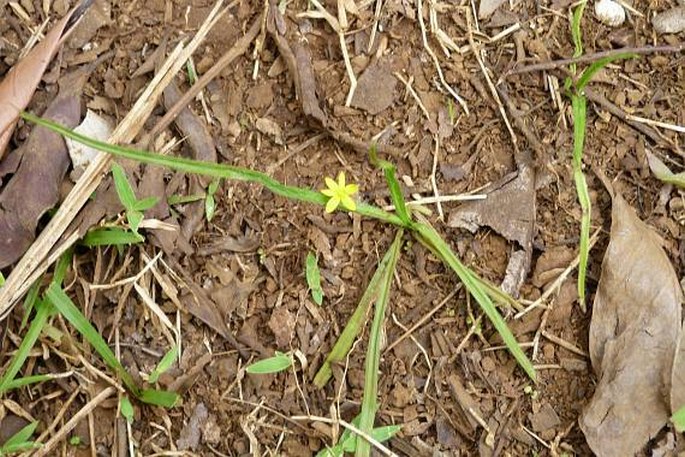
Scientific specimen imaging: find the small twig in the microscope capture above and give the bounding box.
[385,287,461,354]
[431,135,444,220]
[626,114,685,134]
[33,387,117,457]
[394,72,430,121]
[504,43,685,78]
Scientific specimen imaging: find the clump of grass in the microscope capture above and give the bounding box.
[22,110,537,383]
[0,421,40,455]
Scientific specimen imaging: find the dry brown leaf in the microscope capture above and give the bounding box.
[0,65,94,268]
[579,193,683,457]
[448,161,535,295]
[0,2,91,159]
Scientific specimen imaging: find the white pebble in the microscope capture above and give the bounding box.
[595,0,626,27]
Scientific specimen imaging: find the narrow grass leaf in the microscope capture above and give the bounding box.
[313,239,400,387]
[572,93,590,309]
[305,252,324,306]
[576,53,637,91]
[138,389,179,408]
[20,280,41,330]
[111,162,137,210]
[120,396,135,423]
[0,271,4,286]
[245,352,293,374]
[369,144,411,225]
[168,194,205,205]
[148,344,179,384]
[672,405,685,432]
[0,299,51,394]
[416,222,536,381]
[0,421,40,454]
[3,374,52,391]
[127,209,144,234]
[342,425,401,452]
[132,196,159,212]
[2,421,38,448]
[646,150,685,188]
[205,194,216,222]
[22,111,404,227]
[46,283,140,394]
[357,230,403,457]
[82,227,144,247]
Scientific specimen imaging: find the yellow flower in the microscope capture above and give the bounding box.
[321,171,359,213]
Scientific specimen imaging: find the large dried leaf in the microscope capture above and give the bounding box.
[0,66,92,268]
[579,193,683,457]
[0,2,91,158]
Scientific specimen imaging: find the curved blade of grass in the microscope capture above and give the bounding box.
[313,237,401,388]
[415,222,536,381]
[646,150,685,188]
[576,53,637,91]
[45,283,179,407]
[21,112,404,228]
[0,421,40,454]
[306,252,324,306]
[81,227,144,247]
[245,352,293,374]
[572,93,590,311]
[357,230,403,457]
[2,374,53,391]
[148,344,178,384]
[111,163,137,211]
[0,299,52,394]
[369,144,411,225]
[19,279,41,331]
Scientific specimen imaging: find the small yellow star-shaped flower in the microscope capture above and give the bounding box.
[320,171,359,213]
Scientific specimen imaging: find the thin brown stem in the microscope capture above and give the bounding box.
[504,43,685,78]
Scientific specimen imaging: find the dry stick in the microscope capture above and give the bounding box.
[32,387,117,457]
[504,43,685,77]
[0,2,227,318]
[584,87,679,154]
[148,16,261,141]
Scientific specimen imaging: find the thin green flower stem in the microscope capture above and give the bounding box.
[20,111,404,228]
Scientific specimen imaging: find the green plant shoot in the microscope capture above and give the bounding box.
[245,352,293,374]
[306,252,324,305]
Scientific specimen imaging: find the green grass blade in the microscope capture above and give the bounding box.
[313,239,401,388]
[20,280,42,331]
[45,283,140,394]
[415,223,536,381]
[1,421,39,453]
[0,299,52,394]
[571,94,590,310]
[2,374,53,391]
[81,227,144,247]
[45,283,179,406]
[576,53,637,91]
[21,111,404,227]
[245,352,293,374]
[343,425,401,453]
[673,404,685,432]
[369,145,411,225]
[168,193,205,205]
[132,196,159,212]
[148,344,179,384]
[306,252,324,306]
[120,396,135,423]
[357,230,403,457]
[571,2,586,59]
[111,163,137,211]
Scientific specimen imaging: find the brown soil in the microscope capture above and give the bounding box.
[1,0,684,456]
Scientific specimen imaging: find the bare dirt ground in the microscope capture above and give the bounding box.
[1,0,684,455]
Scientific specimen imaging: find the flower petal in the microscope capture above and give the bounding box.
[325,177,338,190]
[321,188,336,197]
[325,196,340,213]
[337,171,346,187]
[340,195,356,211]
[344,184,359,195]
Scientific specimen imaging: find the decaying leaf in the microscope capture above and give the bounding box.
[0,2,91,158]
[0,65,93,268]
[645,150,685,188]
[448,160,535,296]
[579,192,683,457]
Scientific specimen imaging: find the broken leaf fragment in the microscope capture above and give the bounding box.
[579,192,683,457]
